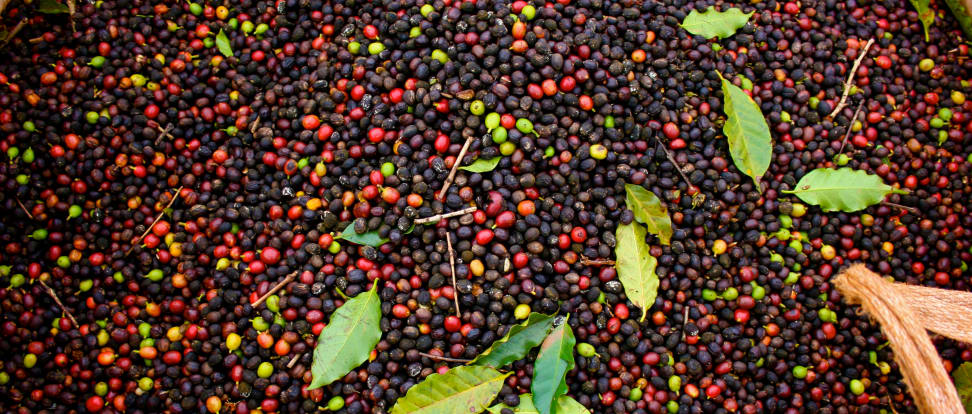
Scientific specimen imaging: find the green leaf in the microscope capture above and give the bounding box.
[459,157,501,173]
[614,222,659,323]
[390,365,510,414]
[470,313,555,369]
[624,184,673,246]
[336,222,388,247]
[943,0,972,41]
[215,29,234,57]
[908,0,934,41]
[308,283,382,390]
[531,317,576,414]
[36,0,70,13]
[719,73,772,191]
[954,362,972,413]
[486,394,589,414]
[679,6,753,39]
[782,168,906,212]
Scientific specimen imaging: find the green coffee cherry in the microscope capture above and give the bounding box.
[491,127,508,144]
[146,269,164,281]
[576,343,597,357]
[257,362,274,378]
[327,396,345,411]
[484,112,500,130]
[469,100,484,115]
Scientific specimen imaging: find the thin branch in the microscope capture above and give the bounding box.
[680,306,690,340]
[437,134,475,199]
[15,197,34,219]
[67,0,77,32]
[39,279,79,328]
[656,141,692,186]
[657,140,705,205]
[446,233,460,316]
[417,351,471,363]
[829,38,875,119]
[125,186,183,256]
[837,100,866,156]
[580,256,615,266]
[0,18,28,50]
[154,123,174,146]
[249,115,260,134]
[413,205,478,225]
[0,0,12,18]
[251,271,298,308]
[881,201,918,214]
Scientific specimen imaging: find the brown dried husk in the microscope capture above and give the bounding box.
[833,264,972,414]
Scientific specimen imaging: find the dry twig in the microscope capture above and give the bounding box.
[829,38,875,118]
[15,197,34,220]
[125,186,183,256]
[0,18,28,49]
[67,0,77,32]
[837,101,866,156]
[0,0,12,17]
[286,353,302,368]
[252,271,298,308]
[580,256,615,266]
[417,351,471,363]
[413,205,478,225]
[446,233,460,316]
[658,140,705,206]
[154,123,175,145]
[881,201,918,214]
[437,134,475,199]
[39,279,79,328]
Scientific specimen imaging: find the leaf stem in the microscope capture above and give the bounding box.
[829,38,875,119]
[334,286,349,301]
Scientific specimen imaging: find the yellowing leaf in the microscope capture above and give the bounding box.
[720,73,772,191]
[614,222,659,322]
[782,168,907,212]
[308,283,382,390]
[390,365,510,414]
[680,6,753,39]
[624,184,672,245]
[531,317,576,414]
[470,313,555,369]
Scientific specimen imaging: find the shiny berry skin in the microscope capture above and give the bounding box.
[444,316,461,332]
